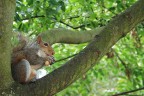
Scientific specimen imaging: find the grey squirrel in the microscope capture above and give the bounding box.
[11,35,55,84]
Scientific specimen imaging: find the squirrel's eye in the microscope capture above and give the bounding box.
[44,43,48,46]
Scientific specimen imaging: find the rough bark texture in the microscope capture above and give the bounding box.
[8,0,144,96]
[0,0,16,91]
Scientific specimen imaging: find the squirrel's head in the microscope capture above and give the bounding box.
[36,36,55,56]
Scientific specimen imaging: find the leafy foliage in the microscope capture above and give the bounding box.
[13,0,144,95]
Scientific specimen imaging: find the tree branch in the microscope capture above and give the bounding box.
[59,20,89,29]
[21,15,80,21]
[114,50,131,79]
[112,87,144,96]
[19,15,90,29]
[40,27,104,44]
[10,0,144,95]
[21,15,45,20]
[114,50,127,69]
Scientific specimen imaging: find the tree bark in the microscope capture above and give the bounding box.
[0,0,16,91]
[9,0,144,96]
[40,27,104,44]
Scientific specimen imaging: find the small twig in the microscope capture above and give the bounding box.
[73,24,91,29]
[113,49,131,79]
[20,15,80,21]
[59,20,90,29]
[113,49,127,69]
[112,87,144,96]
[20,15,88,29]
[21,15,45,20]
[67,16,80,20]
[59,20,75,29]
[55,53,78,62]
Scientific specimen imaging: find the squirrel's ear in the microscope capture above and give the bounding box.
[37,36,42,44]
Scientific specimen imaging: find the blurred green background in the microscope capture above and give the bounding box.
[13,0,144,95]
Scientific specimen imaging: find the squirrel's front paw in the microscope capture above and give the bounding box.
[45,56,55,66]
[50,56,55,64]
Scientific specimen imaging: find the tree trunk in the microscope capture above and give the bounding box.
[0,0,16,91]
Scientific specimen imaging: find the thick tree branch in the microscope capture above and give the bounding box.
[40,27,104,44]
[10,0,144,95]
